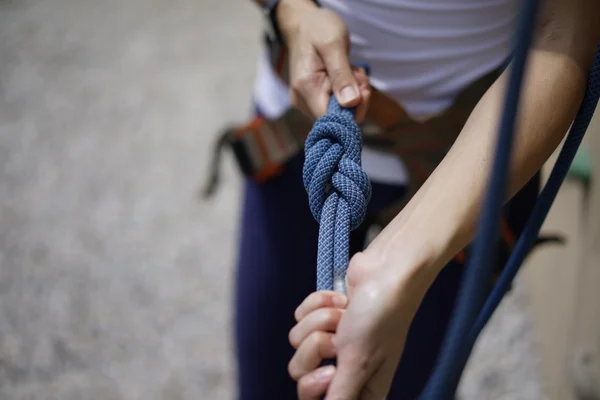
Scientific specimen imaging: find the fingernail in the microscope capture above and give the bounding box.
[333,295,347,308]
[340,86,358,104]
[315,365,335,381]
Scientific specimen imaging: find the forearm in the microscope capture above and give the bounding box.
[368,51,585,275]
[366,3,599,281]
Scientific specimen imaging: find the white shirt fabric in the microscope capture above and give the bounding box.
[254,0,519,185]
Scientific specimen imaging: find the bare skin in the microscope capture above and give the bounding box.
[278,0,600,398]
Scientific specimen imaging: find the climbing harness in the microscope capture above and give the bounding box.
[302,0,600,397]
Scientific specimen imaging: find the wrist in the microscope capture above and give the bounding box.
[365,174,478,282]
[276,0,318,42]
[360,211,457,294]
[349,237,439,306]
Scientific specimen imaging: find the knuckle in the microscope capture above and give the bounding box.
[319,36,345,54]
[290,75,306,92]
[290,73,318,95]
[308,330,328,347]
[321,9,348,32]
[321,308,339,324]
[329,68,353,84]
[297,377,312,395]
[314,291,329,305]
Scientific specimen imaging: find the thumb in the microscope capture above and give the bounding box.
[317,42,361,108]
[324,347,376,400]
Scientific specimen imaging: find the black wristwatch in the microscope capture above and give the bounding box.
[261,0,285,45]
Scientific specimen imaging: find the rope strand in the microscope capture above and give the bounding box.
[303,97,372,292]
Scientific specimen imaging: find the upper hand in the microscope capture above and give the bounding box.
[276,0,371,122]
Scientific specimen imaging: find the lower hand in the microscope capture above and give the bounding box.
[289,251,435,399]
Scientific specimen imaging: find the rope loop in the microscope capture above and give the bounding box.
[303,97,371,231]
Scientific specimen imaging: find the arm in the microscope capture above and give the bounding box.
[287,1,600,399]
[365,0,600,283]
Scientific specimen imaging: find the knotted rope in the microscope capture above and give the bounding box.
[303,97,372,293]
[300,2,600,395]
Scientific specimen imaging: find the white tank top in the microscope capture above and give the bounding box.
[254,0,519,185]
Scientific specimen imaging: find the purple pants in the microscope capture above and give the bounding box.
[234,153,539,399]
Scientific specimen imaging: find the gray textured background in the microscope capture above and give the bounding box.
[0,0,545,398]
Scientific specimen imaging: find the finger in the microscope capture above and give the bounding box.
[324,346,378,400]
[305,77,331,119]
[316,40,361,108]
[291,81,331,120]
[290,89,314,119]
[352,66,369,88]
[297,365,336,400]
[295,291,348,322]
[355,86,371,124]
[290,43,331,119]
[289,307,344,348]
[288,331,337,381]
[352,67,371,123]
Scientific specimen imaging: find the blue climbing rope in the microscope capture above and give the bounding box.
[419,0,540,396]
[303,0,600,397]
[421,0,538,394]
[303,97,371,293]
[420,2,600,399]
[472,44,600,340]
